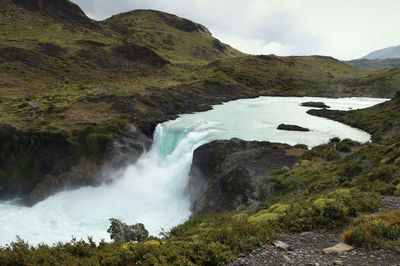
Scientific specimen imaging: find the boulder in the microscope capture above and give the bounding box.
[322,243,354,254]
[273,240,290,250]
[277,124,310,132]
[107,218,149,243]
[301,102,331,108]
[189,138,298,216]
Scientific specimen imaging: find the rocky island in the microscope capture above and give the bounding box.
[277,124,311,132]
[301,101,331,108]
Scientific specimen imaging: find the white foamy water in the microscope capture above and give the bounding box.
[0,97,387,246]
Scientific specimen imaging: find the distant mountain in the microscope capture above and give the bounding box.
[361,45,400,60]
[344,58,400,71]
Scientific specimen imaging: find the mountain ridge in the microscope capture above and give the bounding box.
[361,45,400,60]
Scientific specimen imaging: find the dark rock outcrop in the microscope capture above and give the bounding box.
[189,138,299,216]
[11,0,97,28]
[277,124,310,132]
[301,102,331,108]
[213,39,226,52]
[157,11,209,33]
[0,47,44,67]
[113,44,170,67]
[37,43,67,57]
[76,40,107,48]
[0,125,150,206]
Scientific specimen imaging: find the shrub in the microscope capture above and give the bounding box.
[323,150,341,161]
[367,165,395,183]
[300,143,339,161]
[394,184,400,196]
[342,210,400,251]
[311,198,347,225]
[262,188,380,232]
[330,137,341,143]
[294,144,308,149]
[248,203,290,224]
[338,161,362,178]
[336,142,352,152]
[336,139,359,153]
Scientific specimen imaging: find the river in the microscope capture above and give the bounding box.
[0,96,387,246]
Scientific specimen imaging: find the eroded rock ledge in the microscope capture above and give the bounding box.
[189,138,299,216]
[0,124,151,206]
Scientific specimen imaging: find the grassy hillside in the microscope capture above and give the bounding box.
[1,0,400,136]
[103,9,242,64]
[204,55,388,96]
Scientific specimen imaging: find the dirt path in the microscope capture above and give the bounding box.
[229,196,400,266]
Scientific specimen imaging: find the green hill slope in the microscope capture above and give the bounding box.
[1,0,400,134]
[103,9,242,64]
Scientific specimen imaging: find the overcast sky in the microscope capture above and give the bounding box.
[71,0,400,60]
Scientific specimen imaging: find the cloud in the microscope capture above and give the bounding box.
[71,0,400,60]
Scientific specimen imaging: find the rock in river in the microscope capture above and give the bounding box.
[301,101,331,108]
[277,124,310,132]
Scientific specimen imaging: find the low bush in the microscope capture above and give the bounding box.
[300,143,340,161]
[251,188,380,232]
[294,144,308,149]
[336,139,359,153]
[342,210,400,251]
[338,161,362,178]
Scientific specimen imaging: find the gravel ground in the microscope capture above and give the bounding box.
[228,196,400,266]
[229,230,399,266]
[381,195,400,211]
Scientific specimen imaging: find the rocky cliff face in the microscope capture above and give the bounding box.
[0,124,151,205]
[189,138,299,216]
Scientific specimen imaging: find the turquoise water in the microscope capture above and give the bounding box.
[0,96,387,245]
